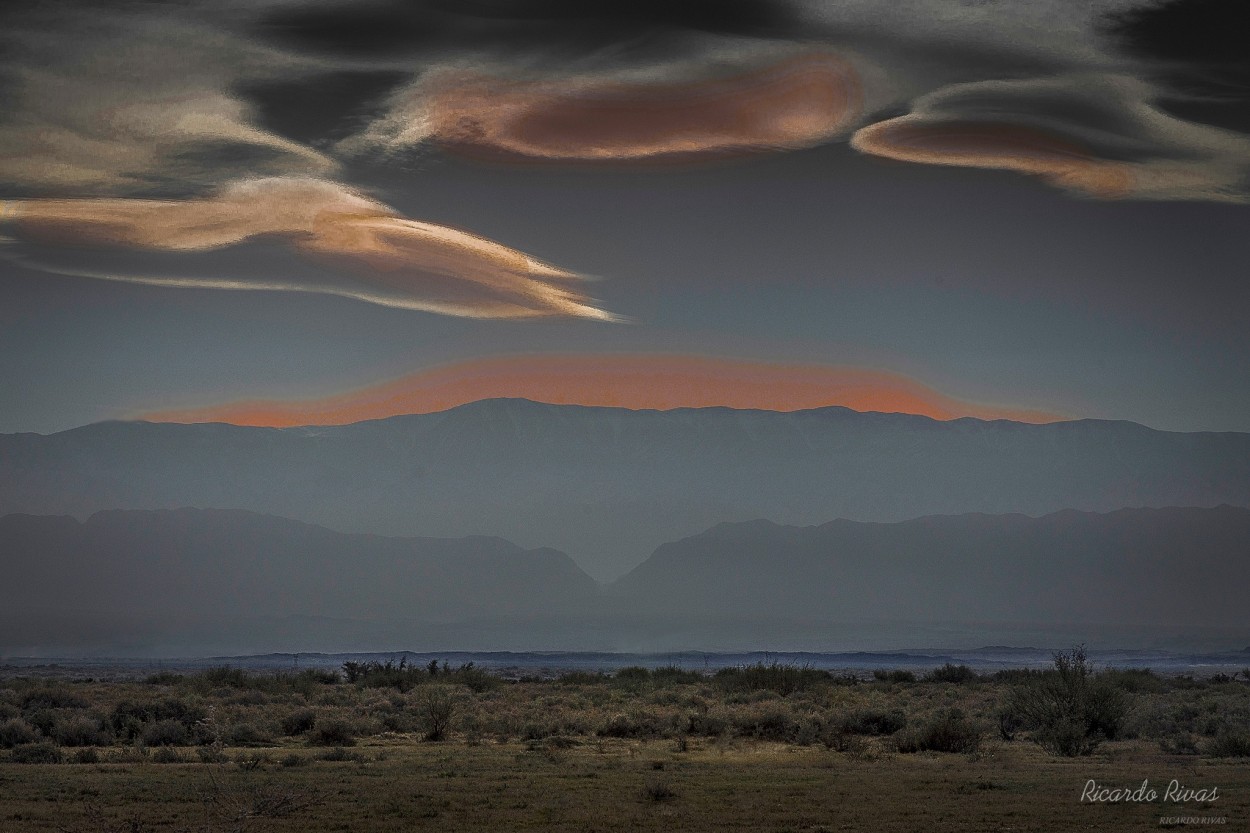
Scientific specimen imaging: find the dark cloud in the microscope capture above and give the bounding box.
[1103,0,1250,133]
[1105,0,1249,70]
[236,69,411,146]
[443,0,801,32]
[258,0,807,60]
[1151,94,1250,138]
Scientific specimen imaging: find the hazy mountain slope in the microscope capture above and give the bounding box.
[0,508,599,626]
[2,506,1245,654]
[2,399,1249,579]
[610,505,1250,629]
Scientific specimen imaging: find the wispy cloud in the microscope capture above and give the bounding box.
[3,178,616,320]
[0,5,336,195]
[137,353,1065,426]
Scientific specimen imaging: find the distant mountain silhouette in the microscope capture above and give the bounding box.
[609,505,1250,630]
[1,505,1246,655]
[2,399,1249,579]
[0,508,599,654]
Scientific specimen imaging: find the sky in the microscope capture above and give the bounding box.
[1,0,1248,434]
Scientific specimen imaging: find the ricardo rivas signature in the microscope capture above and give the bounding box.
[1081,779,1220,804]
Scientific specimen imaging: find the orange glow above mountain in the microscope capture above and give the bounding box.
[138,355,1064,427]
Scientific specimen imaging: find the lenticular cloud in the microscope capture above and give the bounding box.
[853,75,1250,202]
[348,52,865,162]
[1,178,618,320]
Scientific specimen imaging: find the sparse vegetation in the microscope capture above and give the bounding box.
[713,662,846,695]
[0,718,39,748]
[1206,729,1250,757]
[306,719,356,747]
[0,656,1246,830]
[142,718,191,747]
[10,741,62,764]
[414,685,456,741]
[150,745,184,764]
[997,707,1023,741]
[51,714,110,747]
[1006,646,1129,756]
[895,708,982,754]
[317,746,365,763]
[840,708,908,736]
[925,664,979,684]
[281,708,317,736]
[873,669,917,684]
[340,658,499,694]
[642,776,677,802]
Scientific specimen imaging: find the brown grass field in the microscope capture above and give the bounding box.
[1,659,1246,831]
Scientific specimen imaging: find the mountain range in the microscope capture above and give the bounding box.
[3,505,1247,655]
[3,399,1249,580]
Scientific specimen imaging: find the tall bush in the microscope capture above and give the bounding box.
[1005,645,1128,756]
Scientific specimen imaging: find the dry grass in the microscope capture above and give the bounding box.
[0,665,1246,831]
[1,737,1245,832]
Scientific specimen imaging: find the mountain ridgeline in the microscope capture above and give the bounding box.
[609,506,1250,628]
[2,505,1247,655]
[2,399,1249,580]
[0,508,599,655]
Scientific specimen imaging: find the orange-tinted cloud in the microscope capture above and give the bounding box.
[139,354,1064,427]
[350,52,862,162]
[852,118,1135,198]
[4,178,615,320]
[850,75,1250,201]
